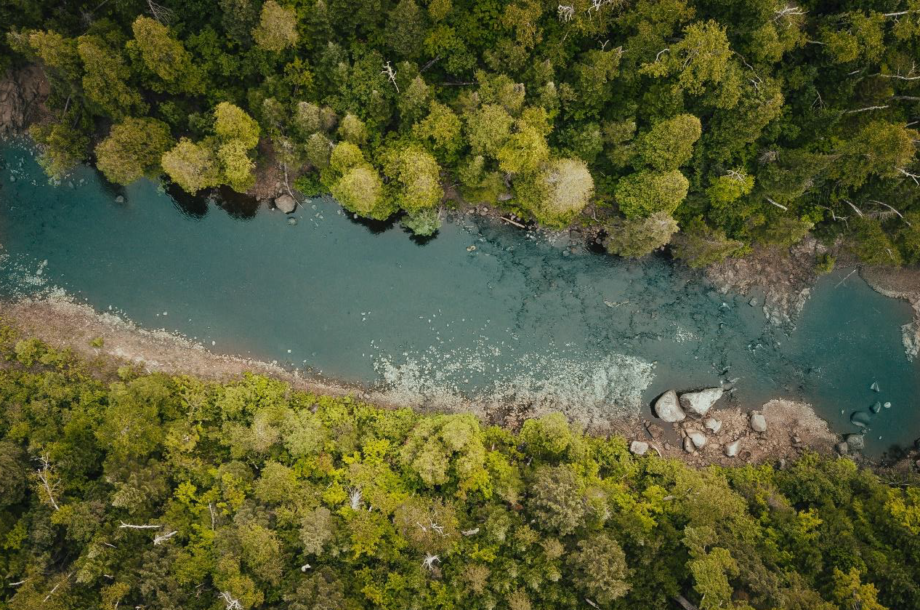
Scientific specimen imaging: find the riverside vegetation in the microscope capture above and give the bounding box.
[1,0,920,263]
[1,329,920,610]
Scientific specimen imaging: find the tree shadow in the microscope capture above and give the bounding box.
[166,183,208,219]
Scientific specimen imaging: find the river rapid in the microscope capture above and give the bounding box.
[1,143,918,456]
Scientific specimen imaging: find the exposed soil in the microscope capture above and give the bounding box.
[0,294,864,468]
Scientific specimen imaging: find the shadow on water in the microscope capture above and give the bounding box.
[97,176,128,205]
[344,209,399,234]
[214,186,260,220]
[166,183,209,219]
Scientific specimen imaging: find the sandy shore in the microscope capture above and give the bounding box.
[0,293,852,467]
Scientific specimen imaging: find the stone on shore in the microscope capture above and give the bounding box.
[836,441,849,455]
[683,437,695,453]
[704,418,722,434]
[653,390,685,422]
[689,432,707,449]
[679,387,724,417]
[725,439,741,458]
[750,412,767,433]
[846,433,865,452]
[274,194,297,213]
[629,441,649,456]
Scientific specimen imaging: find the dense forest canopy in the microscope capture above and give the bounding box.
[2,0,920,261]
[1,330,920,610]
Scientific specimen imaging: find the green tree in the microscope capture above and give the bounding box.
[605,212,679,258]
[253,0,299,52]
[615,169,689,218]
[96,118,174,185]
[161,138,221,194]
[527,465,586,535]
[465,103,513,158]
[77,36,145,120]
[568,534,631,604]
[637,114,701,171]
[672,217,744,268]
[130,16,202,95]
[382,144,443,214]
[517,158,594,228]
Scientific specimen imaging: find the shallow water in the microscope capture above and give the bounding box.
[1,144,918,455]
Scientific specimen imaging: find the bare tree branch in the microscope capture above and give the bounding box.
[765,197,788,211]
[119,522,162,530]
[36,454,60,511]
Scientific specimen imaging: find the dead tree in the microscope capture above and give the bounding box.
[35,454,60,511]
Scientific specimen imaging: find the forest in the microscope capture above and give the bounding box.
[1,0,920,263]
[1,326,920,610]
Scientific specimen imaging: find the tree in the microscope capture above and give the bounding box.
[387,0,427,59]
[830,122,918,189]
[382,144,443,214]
[641,20,733,97]
[332,166,390,219]
[517,158,594,228]
[605,212,679,258]
[830,568,889,610]
[161,138,221,194]
[615,170,689,218]
[214,102,261,149]
[413,101,463,163]
[567,534,631,604]
[672,217,744,268]
[253,0,299,52]
[527,465,586,535]
[637,114,701,171]
[29,120,90,179]
[338,113,368,146]
[300,507,335,555]
[130,16,202,94]
[96,118,174,185]
[465,104,513,157]
[220,0,261,44]
[496,124,548,175]
[77,36,145,120]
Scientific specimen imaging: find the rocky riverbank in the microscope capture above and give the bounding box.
[861,265,920,362]
[0,293,884,469]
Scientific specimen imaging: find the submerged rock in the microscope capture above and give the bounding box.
[884,401,892,409]
[274,194,297,214]
[629,440,649,456]
[850,411,873,428]
[653,390,685,422]
[870,401,882,414]
[115,195,125,203]
[725,439,741,458]
[870,381,881,392]
[679,387,724,417]
[750,412,767,433]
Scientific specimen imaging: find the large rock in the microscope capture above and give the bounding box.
[629,441,649,456]
[274,194,297,214]
[679,387,724,417]
[845,434,865,452]
[653,390,685,423]
[750,412,767,433]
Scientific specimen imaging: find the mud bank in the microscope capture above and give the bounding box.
[1,294,860,467]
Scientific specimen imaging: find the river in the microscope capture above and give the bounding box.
[1,143,918,455]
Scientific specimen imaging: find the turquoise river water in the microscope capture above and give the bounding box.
[1,143,918,456]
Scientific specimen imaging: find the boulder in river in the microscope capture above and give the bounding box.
[870,381,880,392]
[274,194,297,214]
[750,412,767,433]
[679,387,724,417]
[870,401,882,414]
[629,441,649,456]
[850,411,873,428]
[653,390,685,422]
[845,433,865,452]
[724,439,741,458]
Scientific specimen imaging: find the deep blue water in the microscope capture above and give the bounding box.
[1,143,918,455]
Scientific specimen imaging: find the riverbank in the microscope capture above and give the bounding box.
[0,293,872,468]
